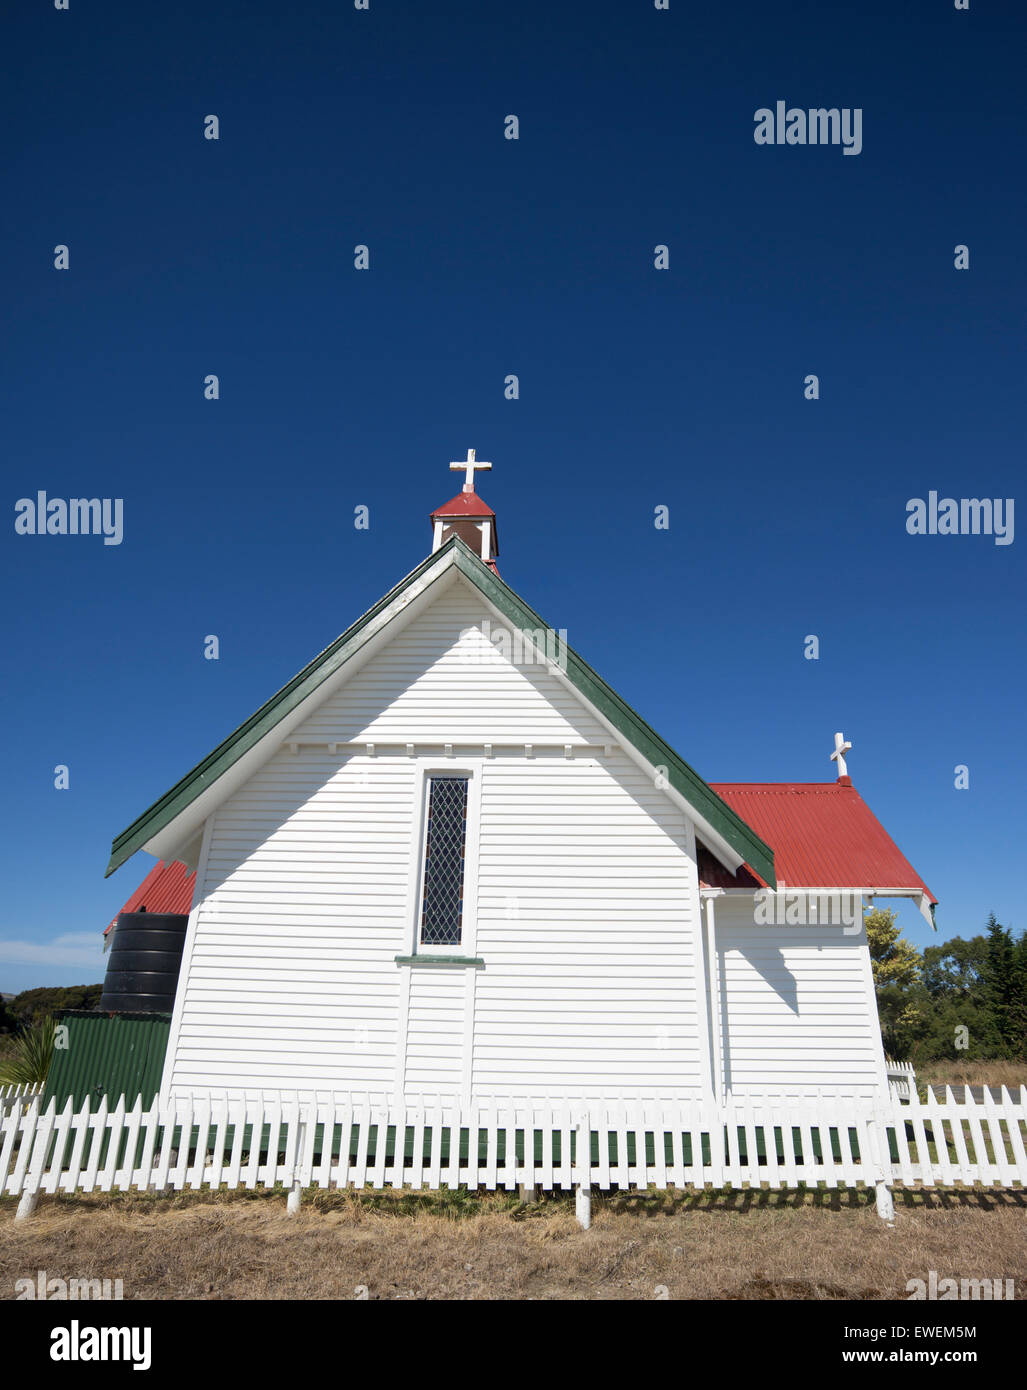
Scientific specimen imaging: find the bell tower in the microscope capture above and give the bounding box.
[430,448,499,572]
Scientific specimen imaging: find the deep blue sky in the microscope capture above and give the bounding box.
[2,0,1023,990]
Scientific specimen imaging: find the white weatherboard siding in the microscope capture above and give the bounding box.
[472,756,703,1099]
[403,969,467,1094]
[172,752,414,1095]
[709,895,888,1100]
[295,580,605,745]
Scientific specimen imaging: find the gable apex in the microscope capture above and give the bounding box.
[106,537,776,888]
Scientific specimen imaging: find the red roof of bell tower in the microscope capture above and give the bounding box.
[430,490,496,519]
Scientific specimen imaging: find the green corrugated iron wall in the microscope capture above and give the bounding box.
[43,1010,171,1111]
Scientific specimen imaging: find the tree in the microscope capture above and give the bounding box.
[921,935,988,1000]
[865,907,923,1058]
[1010,931,1027,1059]
[7,984,102,1030]
[981,914,1018,1054]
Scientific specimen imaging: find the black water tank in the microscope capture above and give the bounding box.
[100,912,188,1013]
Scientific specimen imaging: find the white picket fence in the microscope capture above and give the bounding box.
[885,1058,917,1102]
[2,1088,1026,1216]
[0,1082,42,1103]
[0,1082,42,1119]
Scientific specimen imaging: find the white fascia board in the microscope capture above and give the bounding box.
[701,884,938,931]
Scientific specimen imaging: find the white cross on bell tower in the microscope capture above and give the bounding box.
[830,731,852,780]
[450,447,492,494]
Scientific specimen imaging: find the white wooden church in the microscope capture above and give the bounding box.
[107,451,935,1108]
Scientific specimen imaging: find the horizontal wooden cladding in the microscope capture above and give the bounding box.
[176,1031,395,1055]
[182,999,398,1021]
[185,983,396,1004]
[714,917,883,1095]
[405,971,464,1092]
[296,587,604,744]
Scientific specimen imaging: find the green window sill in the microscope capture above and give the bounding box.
[394,955,484,968]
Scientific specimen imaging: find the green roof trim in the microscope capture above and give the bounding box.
[107,537,776,887]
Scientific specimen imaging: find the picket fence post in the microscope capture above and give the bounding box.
[286,1096,304,1215]
[15,1190,38,1221]
[13,1091,43,1221]
[865,1103,895,1226]
[574,1109,591,1230]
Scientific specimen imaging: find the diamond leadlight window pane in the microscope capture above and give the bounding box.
[420,776,468,946]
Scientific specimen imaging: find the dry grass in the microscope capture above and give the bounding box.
[914,1060,1027,1092]
[2,1186,1024,1300]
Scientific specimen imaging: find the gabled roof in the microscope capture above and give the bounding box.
[106,537,777,885]
[103,859,196,938]
[702,780,936,904]
[430,490,495,518]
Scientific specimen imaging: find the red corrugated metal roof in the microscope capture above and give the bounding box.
[103,859,195,937]
[703,781,936,902]
[430,490,495,518]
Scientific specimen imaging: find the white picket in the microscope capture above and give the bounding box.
[962,1091,994,1184]
[758,1105,778,1190]
[442,1101,460,1190]
[798,1108,818,1187]
[777,1104,797,1188]
[117,1094,144,1193]
[61,1097,93,1194]
[521,1101,536,1191]
[609,1101,627,1189]
[243,1095,262,1190]
[368,1100,389,1190]
[42,1098,75,1195]
[9,1093,42,1195]
[188,1095,211,1191]
[484,1103,498,1189]
[24,1098,58,1199]
[80,1096,108,1192]
[315,1097,335,1190]
[299,1097,319,1189]
[408,1105,425,1190]
[204,1095,225,1189]
[1001,1086,1027,1176]
[465,1101,480,1192]
[943,1087,974,1184]
[265,1096,283,1188]
[0,1091,28,1193]
[592,1103,610,1190]
[813,1111,835,1190]
[348,1103,368,1188]
[980,1087,1013,1188]
[134,1098,159,1190]
[500,1103,516,1191]
[98,1096,125,1192]
[889,1096,916,1189]
[916,1090,943,1187]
